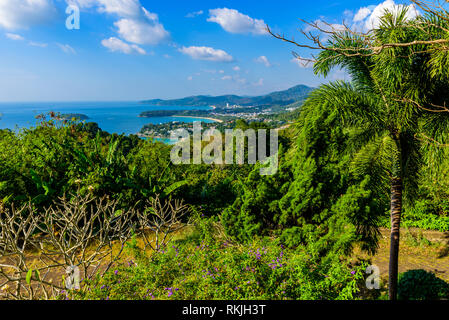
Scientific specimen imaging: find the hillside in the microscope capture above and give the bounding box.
[141,84,313,107]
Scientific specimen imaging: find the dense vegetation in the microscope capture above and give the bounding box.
[64,219,369,301]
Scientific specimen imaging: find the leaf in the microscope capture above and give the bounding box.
[29,169,42,188]
[73,148,93,170]
[42,181,55,196]
[26,269,33,285]
[106,139,120,165]
[161,180,188,197]
[2,194,13,204]
[34,270,41,282]
[31,194,48,205]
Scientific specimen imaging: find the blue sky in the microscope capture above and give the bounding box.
[0,0,419,101]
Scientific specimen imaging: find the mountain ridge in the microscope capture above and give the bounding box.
[141,84,314,108]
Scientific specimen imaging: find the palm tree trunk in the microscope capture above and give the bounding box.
[388,176,403,300]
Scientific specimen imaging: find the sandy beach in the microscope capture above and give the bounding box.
[171,115,223,123]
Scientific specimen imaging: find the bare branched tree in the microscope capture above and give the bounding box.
[137,195,192,253]
[0,192,194,300]
[0,194,136,300]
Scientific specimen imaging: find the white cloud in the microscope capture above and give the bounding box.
[101,37,146,54]
[253,78,264,86]
[304,20,346,43]
[97,0,141,17]
[66,0,97,9]
[221,75,232,80]
[305,19,346,34]
[29,41,48,48]
[5,32,48,48]
[114,16,169,45]
[113,6,170,45]
[291,58,313,68]
[353,7,372,22]
[67,0,140,16]
[255,56,271,67]
[187,76,193,81]
[5,33,24,41]
[67,1,170,47]
[343,10,354,19]
[0,0,57,30]
[219,70,225,74]
[207,8,267,35]
[233,66,240,71]
[353,1,419,31]
[186,10,203,18]
[179,46,234,62]
[236,77,247,85]
[329,68,350,81]
[57,43,77,54]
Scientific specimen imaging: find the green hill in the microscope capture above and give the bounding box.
[141,84,313,107]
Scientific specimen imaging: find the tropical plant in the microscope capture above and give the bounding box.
[398,269,449,300]
[280,9,449,299]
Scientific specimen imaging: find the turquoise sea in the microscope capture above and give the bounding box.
[0,101,215,136]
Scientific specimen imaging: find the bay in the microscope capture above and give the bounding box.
[0,101,215,135]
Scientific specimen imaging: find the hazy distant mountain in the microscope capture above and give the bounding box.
[141,84,313,107]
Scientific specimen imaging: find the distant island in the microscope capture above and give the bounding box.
[139,110,185,117]
[60,113,89,121]
[141,84,313,108]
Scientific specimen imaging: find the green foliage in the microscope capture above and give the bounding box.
[398,269,449,300]
[223,95,385,256]
[259,8,449,264]
[64,220,367,300]
[403,229,433,248]
[221,159,290,241]
[380,200,449,232]
[6,7,449,300]
[0,115,204,210]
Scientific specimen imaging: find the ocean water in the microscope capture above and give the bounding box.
[0,101,214,135]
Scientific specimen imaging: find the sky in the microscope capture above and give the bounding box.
[0,0,420,102]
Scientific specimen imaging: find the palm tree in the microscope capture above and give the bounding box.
[302,9,449,299]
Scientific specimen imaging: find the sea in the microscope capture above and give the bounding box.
[0,101,215,141]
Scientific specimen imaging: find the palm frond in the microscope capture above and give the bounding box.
[350,133,394,199]
[306,81,383,128]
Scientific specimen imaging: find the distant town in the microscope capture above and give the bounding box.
[138,84,311,139]
[138,104,297,139]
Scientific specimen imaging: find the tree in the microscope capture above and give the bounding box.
[278,95,385,257]
[271,8,449,299]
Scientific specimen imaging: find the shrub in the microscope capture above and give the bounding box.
[398,269,449,300]
[380,200,449,232]
[64,219,368,300]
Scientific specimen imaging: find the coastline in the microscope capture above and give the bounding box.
[171,115,224,123]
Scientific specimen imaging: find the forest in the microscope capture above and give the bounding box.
[1,3,449,301]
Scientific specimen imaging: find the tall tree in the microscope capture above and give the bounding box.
[272,9,449,299]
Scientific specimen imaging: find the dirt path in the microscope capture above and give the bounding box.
[356,228,449,282]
